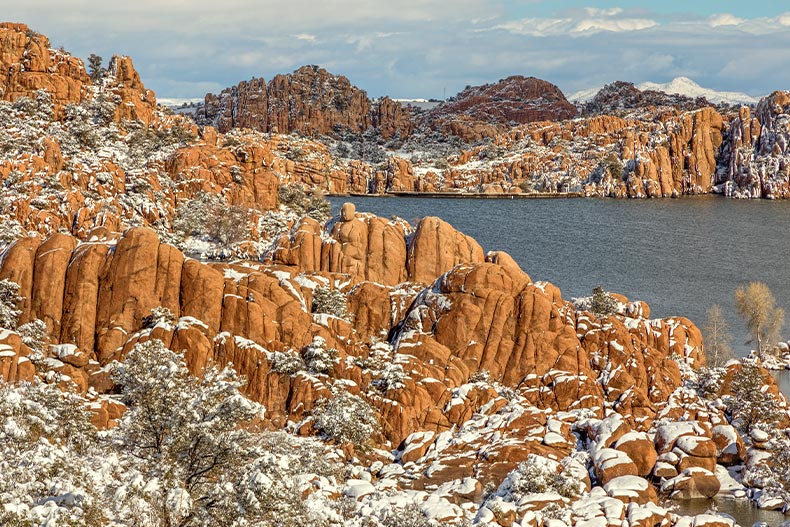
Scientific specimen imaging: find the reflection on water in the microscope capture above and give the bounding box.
[669,498,787,527]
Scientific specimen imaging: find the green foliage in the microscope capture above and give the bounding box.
[311,285,347,319]
[173,192,250,248]
[17,319,49,355]
[87,54,104,82]
[604,153,623,181]
[725,362,783,435]
[301,337,339,375]
[379,504,434,527]
[277,184,331,222]
[689,366,724,400]
[312,387,378,446]
[507,455,582,499]
[270,351,306,376]
[590,286,618,316]
[0,278,22,329]
[141,306,175,329]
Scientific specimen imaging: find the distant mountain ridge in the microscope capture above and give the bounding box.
[570,77,759,106]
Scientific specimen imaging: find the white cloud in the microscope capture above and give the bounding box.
[708,14,745,27]
[584,7,624,17]
[572,17,657,34]
[493,14,658,37]
[293,34,317,43]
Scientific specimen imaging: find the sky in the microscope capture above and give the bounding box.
[3,1,790,101]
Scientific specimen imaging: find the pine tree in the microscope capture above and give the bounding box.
[725,362,783,435]
[87,54,104,82]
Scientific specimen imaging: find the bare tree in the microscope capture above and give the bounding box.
[735,281,785,357]
[703,304,733,367]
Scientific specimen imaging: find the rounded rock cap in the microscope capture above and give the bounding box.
[341,202,356,222]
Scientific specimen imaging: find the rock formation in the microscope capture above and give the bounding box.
[197,65,412,139]
[422,76,578,141]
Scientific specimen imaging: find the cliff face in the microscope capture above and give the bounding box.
[0,22,90,116]
[0,23,156,124]
[198,65,413,139]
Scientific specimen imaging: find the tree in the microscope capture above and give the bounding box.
[0,379,105,526]
[0,278,22,329]
[312,386,378,447]
[734,282,785,357]
[110,339,267,527]
[703,304,733,367]
[725,362,783,435]
[590,286,618,316]
[87,54,104,82]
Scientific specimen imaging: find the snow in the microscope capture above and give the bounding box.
[343,479,376,500]
[638,77,759,106]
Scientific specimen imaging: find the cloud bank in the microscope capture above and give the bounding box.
[5,2,790,100]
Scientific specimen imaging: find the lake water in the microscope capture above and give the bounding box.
[668,498,787,527]
[330,194,790,525]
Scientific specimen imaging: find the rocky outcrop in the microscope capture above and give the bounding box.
[0,23,155,125]
[578,81,711,116]
[722,91,790,198]
[105,55,157,125]
[197,65,412,139]
[422,76,578,141]
[271,213,484,287]
[0,23,89,117]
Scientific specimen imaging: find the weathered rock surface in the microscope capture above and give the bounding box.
[197,65,412,139]
[423,76,578,141]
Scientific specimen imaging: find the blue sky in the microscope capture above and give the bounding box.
[4,1,790,101]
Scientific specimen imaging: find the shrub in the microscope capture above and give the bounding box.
[604,153,623,181]
[141,306,175,329]
[302,336,338,375]
[590,286,618,316]
[689,366,723,400]
[503,454,582,500]
[379,503,433,527]
[278,184,331,222]
[0,278,22,329]
[469,370,491,383]
[725,362,783,435]
[312,387,377,446]
[311,286,347,318]
[173,192,250,248]
[375,362,406,392]
[17,319,48,355]
[270,351,306,376]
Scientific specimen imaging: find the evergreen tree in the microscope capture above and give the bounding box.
[725,362,783,435]
[87,54,104,82]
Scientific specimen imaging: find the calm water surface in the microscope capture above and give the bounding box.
[669,498,787,527]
